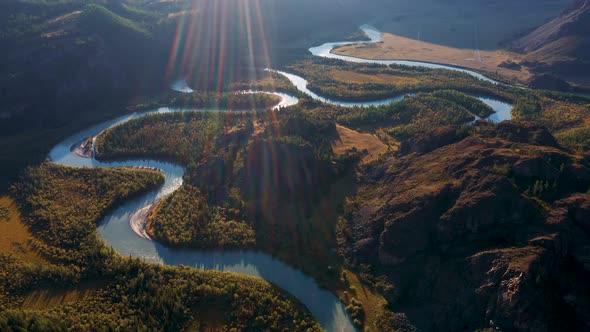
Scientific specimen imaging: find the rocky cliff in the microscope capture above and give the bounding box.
[340,121,590,331]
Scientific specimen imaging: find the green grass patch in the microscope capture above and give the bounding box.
[556,126,590,152]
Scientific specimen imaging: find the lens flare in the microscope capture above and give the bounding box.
[166,0,274,94]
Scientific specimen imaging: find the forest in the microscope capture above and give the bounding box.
[285,57,590,150]
[1,162,322,331]
[230,71,303,96]
[148,185,256,249]
[95,110,254,167]
[91,83,590,284]
[556,127,590,152]
[10,162,164,265]
[287,57,517,102]
[0,0,362,189]
[95,109,337,179]
[1,3,589,329]
[168,91,283,111]
[94,108,349,287]
[334,91,480,140]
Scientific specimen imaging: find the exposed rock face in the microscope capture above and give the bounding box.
[398,126,464,155]
[340,122,590,331]
[489,121,560,147]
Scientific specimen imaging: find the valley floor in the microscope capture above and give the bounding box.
[333,32,531,85]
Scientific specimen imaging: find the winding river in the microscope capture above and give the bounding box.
[271,69,513,122]
[48,25,513,332]
[310,24,502,85]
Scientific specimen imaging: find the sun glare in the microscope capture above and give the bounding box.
[166,0,274,95]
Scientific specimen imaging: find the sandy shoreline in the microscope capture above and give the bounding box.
[129,204,153,240]
[71,138,93,158]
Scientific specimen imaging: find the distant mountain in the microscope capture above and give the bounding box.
[0,0,364,188]
[511,0,590,88]
[0,0,365,136]
[0,1,170,134]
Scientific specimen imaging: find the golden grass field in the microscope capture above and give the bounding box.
[333,33,532,85]
[333,124,389,164]
[20,283,103,310]
[183,307,227,332]
[0,196,110,312]
[539,97,590,132]
[337,268,388,331]
[330,70,423,86]
[0,196,45,264]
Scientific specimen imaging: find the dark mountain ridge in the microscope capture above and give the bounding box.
[512,0,590,88]
[339,121,590,331]
[0,0,364,189]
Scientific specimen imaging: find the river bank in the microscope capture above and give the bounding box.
[44,23,522,332]
[332,30,531,85]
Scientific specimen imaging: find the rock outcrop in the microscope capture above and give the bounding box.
[340,121,590,331]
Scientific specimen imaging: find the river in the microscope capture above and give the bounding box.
[48,24,515,332]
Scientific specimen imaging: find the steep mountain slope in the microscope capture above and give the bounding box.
[0,1,175,191]
[0,2,165,134]
[512,0,590,53]
[0,0,365,190]
[339,121,590,331]
[0,0,365,134]
[512,0,590,88]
